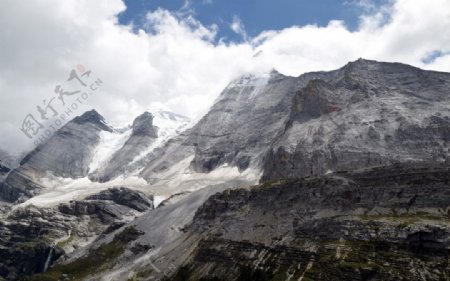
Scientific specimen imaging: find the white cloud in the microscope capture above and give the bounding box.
[0,0,449,155]
[230,15,248,41]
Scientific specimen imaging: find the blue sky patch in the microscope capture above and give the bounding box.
[119,0,390,42]
[421,50,447,64]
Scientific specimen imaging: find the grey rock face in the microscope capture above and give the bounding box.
[58,187,153,224]
[262,59,450,180]
[180,163,450,281]
[141,60,449,184]
[37,163,450,281]
[29,110,108,177]
[0,170,43,203]
[0,187,153,280]
[85,187,154,212]
[3,59,450,280]
[139,70,336,181]
[0,164,10,175]
[19,109,112,178]
[90,112,158,182]
[0,148,17,171]
[187,71,295,172]
[0,150,14,185]
[130,112,158,138]
[0,110,112,202]
[0,163,10,184]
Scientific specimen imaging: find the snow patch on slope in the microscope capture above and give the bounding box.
[130,110,192,165]
[17,157,260,208]
[215,72,270,103]
[248,73,270,99]
[89,129,132,173]
[144,155,261,198]
[15,174,148,208]
[14,108,261,208]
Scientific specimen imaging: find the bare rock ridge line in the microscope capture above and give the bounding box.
[262,59,450,180]
[0,110,161,202]
[2,58,449,203]
[89,112,158,182]
[1,110,113,202]
[0,59,448,280]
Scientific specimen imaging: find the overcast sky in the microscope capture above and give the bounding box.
[0,0,450,155]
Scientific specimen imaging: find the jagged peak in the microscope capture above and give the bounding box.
[134,111,154,122]
[72,109,113,132]
[351,57,376,64]
[212,69,284,104]
[226,71,271,89]
[343,58,422,73]
[157,110,190,122]
[131,111,157,137]
[343,58,379,69]
[74,109,103,124]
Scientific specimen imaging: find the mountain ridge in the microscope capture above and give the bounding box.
[0,58,449,281]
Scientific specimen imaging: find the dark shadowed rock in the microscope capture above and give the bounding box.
[181,163,450,281]
[131,112,158,137]
[0,187,153,280]
[0,170,43,202]
[85,187,154,212]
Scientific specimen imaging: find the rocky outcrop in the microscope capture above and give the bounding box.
[0,163,10,179]
[20,109,112,178]
[140,60,450,185]
[0,110,112,203]
[27,226,145,281]
[5,59,450,280]
[0,188,153,280]
[90,112,158,182]
[58,187,154,225]
[0,170,43,203]
[174,163,450,281]
[0,206,71,280]
[32,163,450,281]
[139,70,339,181]
[262,59,450,180]
[85,187,154,212]
[57,187,153,224]
[0,240,63,280]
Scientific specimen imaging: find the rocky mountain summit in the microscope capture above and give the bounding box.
[1,110,113,202]
[0,110,162,203]
[2,59,448,204]
[263,59,450,180]
[21,109,113,179]
[138,59,449,186]
[0,59,449,280]
[89,112,158,182]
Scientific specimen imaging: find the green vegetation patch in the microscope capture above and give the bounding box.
[27,226,143,281]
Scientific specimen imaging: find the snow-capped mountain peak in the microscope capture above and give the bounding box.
[152,109,192,137]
